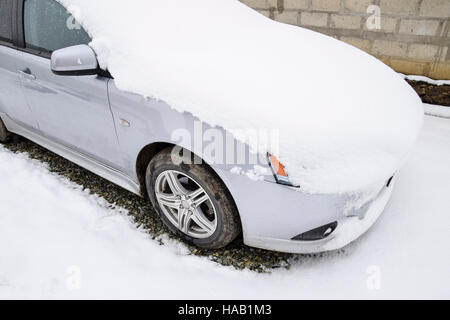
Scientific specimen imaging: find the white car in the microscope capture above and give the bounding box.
[0,0,423,253]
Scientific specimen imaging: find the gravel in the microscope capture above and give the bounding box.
[2,136,313,273]
[407,80,450,107]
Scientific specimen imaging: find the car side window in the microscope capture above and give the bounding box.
[0,0,13,44]
[24,0,91,55]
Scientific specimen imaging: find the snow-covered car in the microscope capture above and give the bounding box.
[0,0,423,253]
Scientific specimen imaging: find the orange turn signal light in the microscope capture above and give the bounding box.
[269,154,288,177]
[268,153,295,186]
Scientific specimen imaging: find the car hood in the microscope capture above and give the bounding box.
[58,0,424,194]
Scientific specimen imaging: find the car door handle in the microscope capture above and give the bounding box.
[17,70,36,81]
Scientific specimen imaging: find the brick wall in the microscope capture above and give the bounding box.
[240,0,450,79]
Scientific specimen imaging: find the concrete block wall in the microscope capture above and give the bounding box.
[240,0,450,79]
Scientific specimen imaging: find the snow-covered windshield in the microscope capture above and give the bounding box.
[56,0,423,195]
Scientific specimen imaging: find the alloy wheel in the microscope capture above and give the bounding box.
[155,170,218,239]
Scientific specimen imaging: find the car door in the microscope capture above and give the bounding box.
[0,0,38,131]
[15,0,122,168]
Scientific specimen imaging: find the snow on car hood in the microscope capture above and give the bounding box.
[58,0,424,194]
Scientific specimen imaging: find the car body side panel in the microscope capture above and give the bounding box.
[0,45,39,131]
[106,81,182,179]
[107,81,274,183]
[15,51,122,169]
[0,112,141,195]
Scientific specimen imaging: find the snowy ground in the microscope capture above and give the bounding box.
[403,74,450,86]
[0,115,449,300]
[424,104,450,119]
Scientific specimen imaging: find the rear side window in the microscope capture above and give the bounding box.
[24,0,91,54]
[0,0,13,43]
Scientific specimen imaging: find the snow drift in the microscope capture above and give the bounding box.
[57,0,424,194]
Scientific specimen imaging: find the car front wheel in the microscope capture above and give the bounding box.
[145,148,241,249]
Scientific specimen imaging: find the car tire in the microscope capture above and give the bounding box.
[145,147,241,249]
[0,118,12,143]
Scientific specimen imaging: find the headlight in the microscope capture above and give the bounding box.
[267,153,297,187]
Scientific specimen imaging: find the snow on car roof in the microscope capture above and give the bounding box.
[57,0,423,195]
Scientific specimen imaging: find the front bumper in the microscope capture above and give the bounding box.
[216,165,395,254]
[245,178,394,254]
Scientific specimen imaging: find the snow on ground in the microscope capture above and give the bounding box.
[402,74,450,86]
[424,104,450,119]
[0,115,449,299]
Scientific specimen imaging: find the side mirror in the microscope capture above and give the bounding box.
[51,44,99,76]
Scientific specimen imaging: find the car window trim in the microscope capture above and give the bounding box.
[2,0,50,59]
[12,0,24,48]
[0,41,16,49]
